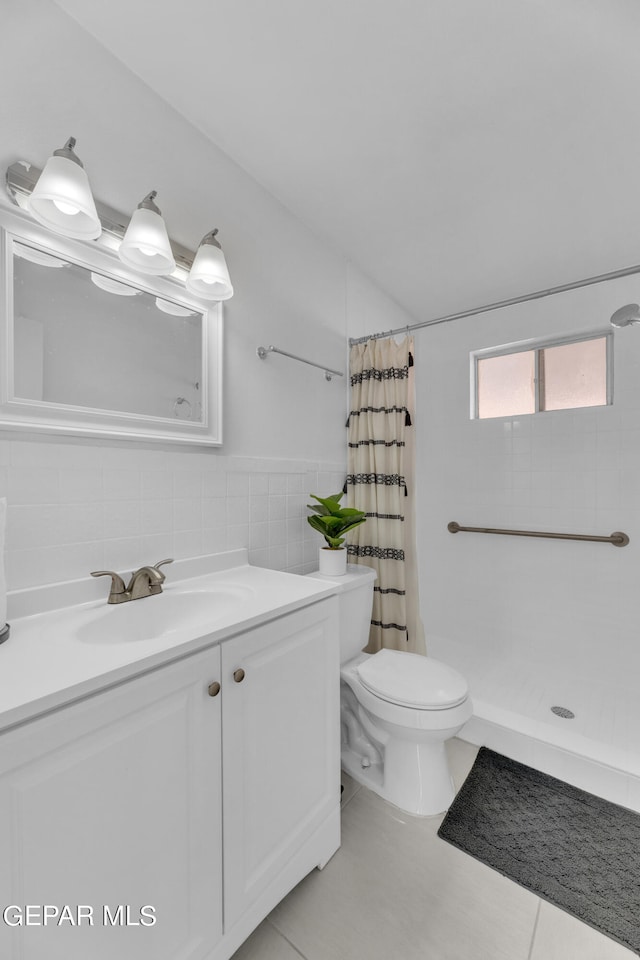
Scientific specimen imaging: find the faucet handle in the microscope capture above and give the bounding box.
[90,570,127,597]
[153,559,174,574]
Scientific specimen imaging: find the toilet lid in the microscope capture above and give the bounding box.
[356,650,468,710]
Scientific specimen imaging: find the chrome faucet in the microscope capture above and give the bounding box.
[91,559,174,604]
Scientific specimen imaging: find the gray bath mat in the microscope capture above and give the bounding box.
[438,747,640,954]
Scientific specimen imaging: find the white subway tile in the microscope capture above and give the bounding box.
[203,472,227,498]
[227,472,251,497]
[103,537,144,573]
[250,522,269,550]
[103,469,142,501]
[286,518,305,542]
[287,541,304,568]
[268,473,288,495]
[227,524,249,550]
[286,473,305,494]
[6,548,47,590]
[268,544,287,570]
[173,498,202,532]
[250,473,269,496]
[268,522,288,547]
[7,504,62,549]
[203,498,227,528]
[142,469,173,500]
[140,534,175,563]
[141,500,173,536]
[286,494,306,518]
[248,548,269,568]
[268,496,286,521]
[202,527,228,554]
[173,469,203,500]
[102,501,140,541]
[226,497,250,526]
[173,529,204,559]
[9,440,67,468]
[8,467,59,504]
[40,542,103,586]
[250,497,269,523]
[59,468,104,503]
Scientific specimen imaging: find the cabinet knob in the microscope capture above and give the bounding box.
[208,681,221,697]
[233,668,245,683]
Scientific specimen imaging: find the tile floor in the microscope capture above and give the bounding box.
[231,738,636,960]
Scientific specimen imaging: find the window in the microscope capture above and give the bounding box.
[472,332,611,420]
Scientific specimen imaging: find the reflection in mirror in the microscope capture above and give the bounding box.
[13,241,204,422]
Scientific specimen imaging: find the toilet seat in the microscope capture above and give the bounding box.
[356,649,468,710]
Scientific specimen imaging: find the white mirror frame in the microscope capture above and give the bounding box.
[0,205,223,446]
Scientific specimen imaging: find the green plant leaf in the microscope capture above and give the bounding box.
[324,535,345,548]
[310,494,343,515]
[307,503,328,515]
[339,518,366,536]
[307,515,328,533]
[307,491,366,548]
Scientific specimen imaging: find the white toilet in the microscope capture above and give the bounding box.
[307,564,472,816]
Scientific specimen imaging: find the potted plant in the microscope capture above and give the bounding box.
[307,492,366,576]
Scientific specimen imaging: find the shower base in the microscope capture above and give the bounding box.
[433,637,640,814]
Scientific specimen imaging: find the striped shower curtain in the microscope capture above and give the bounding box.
[346,337,425,656]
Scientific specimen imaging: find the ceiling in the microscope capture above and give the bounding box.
[54,0,640,322]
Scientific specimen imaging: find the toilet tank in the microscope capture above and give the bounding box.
[305,564,377,664]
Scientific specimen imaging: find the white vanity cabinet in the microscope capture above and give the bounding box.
[0,644,224,960]
[220,600,340,941]
[0,595,340,960]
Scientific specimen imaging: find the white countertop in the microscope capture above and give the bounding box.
[0,551,337,732]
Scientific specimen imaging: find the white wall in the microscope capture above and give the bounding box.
[0,0,405,590]
[417,273,640,693]
[346,263,415,343]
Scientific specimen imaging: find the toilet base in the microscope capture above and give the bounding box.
[341,738,456,817]
[340,673,471,817]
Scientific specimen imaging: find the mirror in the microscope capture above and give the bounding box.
[0,207,222,445]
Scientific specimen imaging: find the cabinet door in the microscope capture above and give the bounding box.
[221,598,340,929]
[0,647,223,960]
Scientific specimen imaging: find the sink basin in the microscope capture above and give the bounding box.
[76,585,255,644]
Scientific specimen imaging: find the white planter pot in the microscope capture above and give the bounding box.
[318,547,347,576]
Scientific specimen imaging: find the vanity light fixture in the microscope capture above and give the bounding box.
[6,146,234,300]
[26,138,101,241]
[118,191,176,276]
[155,297,198,317]
[90,272,140,296]
[186,229,233,301]
[14,243,69,269]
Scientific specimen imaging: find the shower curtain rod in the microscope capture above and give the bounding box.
[348,261,640,346]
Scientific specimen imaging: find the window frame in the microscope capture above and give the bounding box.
[470,328,613,420]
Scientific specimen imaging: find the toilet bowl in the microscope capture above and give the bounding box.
[305,565,472,816]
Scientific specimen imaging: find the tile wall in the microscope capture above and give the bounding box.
[416,272,640,693]
[0,437,346,591]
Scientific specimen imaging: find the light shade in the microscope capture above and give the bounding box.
[118,191,176,276]
[27,138,101,240]
[90,273,139,296]
[186,229,233,300]
[155,297,197,317]
[14,243,69,269]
